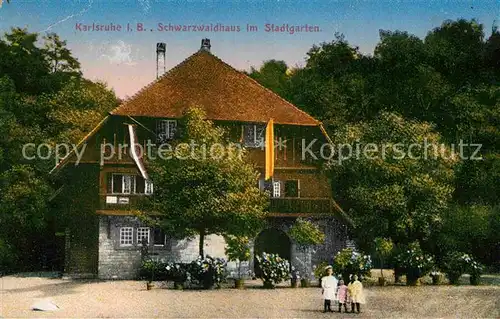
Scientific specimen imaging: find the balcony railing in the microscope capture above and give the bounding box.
[269,197,334,215]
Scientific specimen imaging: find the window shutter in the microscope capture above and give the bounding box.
[136,176,145,194]
[106,173,113,193]
[112,174,122,193]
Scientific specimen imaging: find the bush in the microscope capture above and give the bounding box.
[187,255,227,288]
[333,248,372,281]
[441,252,483,285]
[0,239,17,275]
[313,261,329,280]
[256,252,290,285]
[393,242,433,285]
[138,258,169,281]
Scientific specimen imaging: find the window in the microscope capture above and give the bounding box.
[153,228,166,246]
[108,174,154,195]
[119,227,133,246]
[145,180,154,195]
[110,174,137,194]
[272,181,281,198]
[284,180,299,197]
[157,120,177,143]
[243,124,265,147]
[137,227,150,245]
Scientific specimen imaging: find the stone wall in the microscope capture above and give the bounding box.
[97,215,348,280]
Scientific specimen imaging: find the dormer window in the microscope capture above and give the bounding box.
[243,124,265,148]
[156,120,177,143]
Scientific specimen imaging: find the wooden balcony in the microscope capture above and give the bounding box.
[98,194,149,213]
[97,194,343,219]
[269,197,335,216]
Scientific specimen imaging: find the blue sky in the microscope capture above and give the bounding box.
[0,0,498,97]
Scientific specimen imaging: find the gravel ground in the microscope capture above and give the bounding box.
[1,276,499,318]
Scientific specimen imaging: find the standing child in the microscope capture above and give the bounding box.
[350,275,366,313]
[321,266,338,313]
[347,274,355,313]
[336,279,348,313]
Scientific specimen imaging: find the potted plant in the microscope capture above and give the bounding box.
[430,270,443,285]
[313,262,328,287]
[187,255,227,289]
[290,267,300,288]
[166,262,188,290]
[466,256,483,285]
[393,242,433,286]
[256,252,290,289]
[441,251,466,285]
[224,235,251,289]
[288,218,325,288]
[333,248,372,283]
[374,237,393,286]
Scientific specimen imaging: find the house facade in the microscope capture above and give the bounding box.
[51,39,352,280]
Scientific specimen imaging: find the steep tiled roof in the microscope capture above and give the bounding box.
[111,50,319,126]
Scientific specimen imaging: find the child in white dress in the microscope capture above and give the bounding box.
[321,266,338,313]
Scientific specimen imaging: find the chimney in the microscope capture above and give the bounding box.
[200,38,211,52]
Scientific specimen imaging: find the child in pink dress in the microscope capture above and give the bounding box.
[336,279,349,313]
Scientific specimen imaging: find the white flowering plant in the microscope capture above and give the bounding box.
[256,252,290,285]
[187,255,228,288]
[333,248,372,280]
[441,252,483,284]
[165,262,189,283]
[394,242,434,284]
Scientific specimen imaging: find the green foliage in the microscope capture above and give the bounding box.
[187,255,228,288]
[288,218,325,248]
[255,252,290,284]
[329,112,456,250]
[393,242,434,283]
[224,235,251,278]
[139,259,169,281]
[143,107,268,257]
[0,27,116,272]
[332,248,372,280]
[440,251,481,284]
[434,204,499,266]
[374,238,393,278]
[313,261,329,280]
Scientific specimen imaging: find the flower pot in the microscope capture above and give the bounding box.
[234,278,245,289]
[378,277,387,286]
[263,280,275,289]
[174,281,184,290]
[300,278,310,288]
[447,274,461,285]
[146,282,154,290]
[470,275,480,286]
[431,274,442,285]
[291,279,299,288]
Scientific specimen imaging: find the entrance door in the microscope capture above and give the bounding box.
[253,228,291,276]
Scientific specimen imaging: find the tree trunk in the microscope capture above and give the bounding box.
[199,229,205,258]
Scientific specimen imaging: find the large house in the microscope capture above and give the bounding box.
[50,39,352,280]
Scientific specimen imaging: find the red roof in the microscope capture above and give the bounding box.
[111,50,319,126]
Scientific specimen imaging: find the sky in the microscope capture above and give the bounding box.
[0,0,498,98]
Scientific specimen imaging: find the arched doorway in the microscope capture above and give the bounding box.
[253,228,291,276]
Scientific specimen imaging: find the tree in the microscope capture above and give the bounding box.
[224,235,251,279]
[142,107,268,257]
[329,112,457,251]
[248,60,290,98]
[374,237,393,281]
[288,218,325,278]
